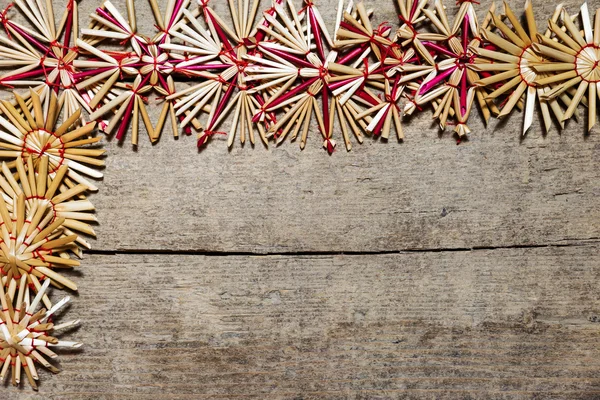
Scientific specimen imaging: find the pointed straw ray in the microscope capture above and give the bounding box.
[533,3,600,132]
[472,1,569,135]
[0,276,81,390]
[0,90,104,191]
[0,165,81,302]
[2,155,97,250]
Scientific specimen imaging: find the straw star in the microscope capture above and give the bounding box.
[533,3,600,132]
[166,0,283,148]
[412,0,483,138]
[0,278,80,390]
[246,0,341,153]
[0,0,91,125]
[0,164,81,300]
[81,0,207,144]
[472,1,568,135]
[0,90,104,191]
[3,155,97,250]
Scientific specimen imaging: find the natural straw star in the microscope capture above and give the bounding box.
[166,0,281,148]
[82,0,204,144]
[0,90,103,191]
[533,3,600,132]
[0,161,81,301]
[246,0,339,152]
[2,155,97,250]
[472,1,568,135]
[0,278,81,391]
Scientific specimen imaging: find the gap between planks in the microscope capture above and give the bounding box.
[86,238,600,257]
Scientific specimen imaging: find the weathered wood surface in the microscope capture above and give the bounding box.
[9,245,600,399]
[93,125,599,253]
[79,0,599,254]
[3,0,600,398]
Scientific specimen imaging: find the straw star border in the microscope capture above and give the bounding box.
[0,0,596,391]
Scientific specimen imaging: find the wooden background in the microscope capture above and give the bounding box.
[7,0,600,398]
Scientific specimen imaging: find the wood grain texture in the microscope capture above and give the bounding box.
[2,0,599,398]
[83,0,600,253]
[7,245,600,399]
[92,127,599,253]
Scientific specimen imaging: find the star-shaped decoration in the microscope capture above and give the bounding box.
[533,3,600,132]
[0,0,93,126]
[0,90,103,191]
[472,1,569,135]
[0,278,80,390]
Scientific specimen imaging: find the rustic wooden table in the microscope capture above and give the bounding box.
[8,0,600,398]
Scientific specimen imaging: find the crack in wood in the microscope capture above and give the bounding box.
[86,239,599,257]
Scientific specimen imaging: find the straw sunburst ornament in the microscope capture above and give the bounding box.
[0,90,104,191]
[0,161,82,302]
[473,1,569,135]
[533,3,600,132]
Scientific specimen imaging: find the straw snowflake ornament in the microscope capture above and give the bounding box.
[2,154,97,250]
[0,0,93,125]
[165,0,283,148]
[0,162,81,302]
[0,278,80,390]
[409,0,484,137]
[80,0,210,144]
[244,0,342,153]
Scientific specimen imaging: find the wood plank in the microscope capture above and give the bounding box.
[7,244,600,398]
[91,121,599,252]
[0,0,596,253]
[80,0,599,253]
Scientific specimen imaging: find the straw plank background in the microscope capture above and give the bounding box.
[8,0,600,398]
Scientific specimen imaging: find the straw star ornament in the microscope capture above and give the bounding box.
[0,162,82,302]
[533,3,600,132]
[411,0,486,137]
[472,1,568,135]
[0,0,93,125]
[245,0,341,152]
[81,0,208,144]
[0,90,104,191]
[3,154,97,250]
[165,0,284,148]
[0,278,80,390]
